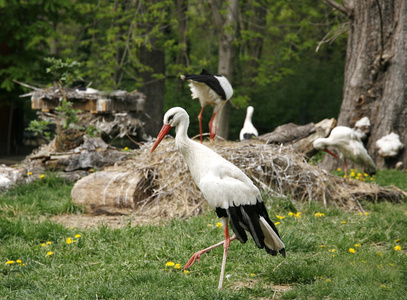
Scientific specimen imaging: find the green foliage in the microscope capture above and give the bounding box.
[44,57,82,86]
[2,0,348,140]
[55,100,81,129]
[26,120,53,140]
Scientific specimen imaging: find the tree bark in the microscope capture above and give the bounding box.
[208,0,239,140]
[321,0,407,170]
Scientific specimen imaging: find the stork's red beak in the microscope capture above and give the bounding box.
[151,124,172,153]
[323,148,340,159]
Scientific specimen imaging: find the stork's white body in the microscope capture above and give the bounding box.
[151,107,285,289]
[376,132,404,157]
[239,106,258,141]
[313,126,376,175]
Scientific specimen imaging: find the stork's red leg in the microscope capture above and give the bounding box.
[344,160,348,179]
[218,223,231,289]
[183,234,237,270]
[209,112,217,140]
[198,106,205,143]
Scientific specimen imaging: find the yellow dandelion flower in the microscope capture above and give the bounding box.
[326,279,332,282]
[46,241,52,245]
[341,221,346,224]
[40,174,45,179]
[124,147,129,150]
[364,212,370,216]
[349,248,356,254]
[27,172,32,176]
[332,254,336,257]
[364,173,368,177]
[380,284,387,288]
[5,260,15,265]
[250,273,255,277]
[320,245,326,248]
[66,237,73,244]
[358,212,363,215]
[288,212,294,216]
[395,239,400,243]
[166,261,175,267]
[46,251,53,256]
[184,270,190,274]
[16,259,22,264]
[276,215,285,220]
[328,249,335,252]
[314,212,325,218]
[294,212,301,218]
[174,263,181,269]
[275,222,281,225]
[216,222,223,228]
[75,234,81,238]
[394,245,402,251]
[337,168,341,171]
[350,171,355,177]
[354,244,361,247]
[41,243,46,247]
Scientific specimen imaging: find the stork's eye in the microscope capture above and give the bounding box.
[168,114,175,122]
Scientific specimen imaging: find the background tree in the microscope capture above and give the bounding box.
[321,0,407,170]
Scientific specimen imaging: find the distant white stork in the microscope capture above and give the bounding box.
[375,132,404,157]
[151,107,285,289]
[313,126,376,180]
[180,69,233,143]
[239,106,258,141]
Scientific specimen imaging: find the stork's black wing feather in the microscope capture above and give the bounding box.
[181,70,227,100]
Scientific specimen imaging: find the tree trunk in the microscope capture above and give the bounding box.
[209,0,238,140]
[321,0,407,171]
[139,45,165,138]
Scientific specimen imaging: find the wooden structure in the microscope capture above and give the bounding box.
[28,87,145,114]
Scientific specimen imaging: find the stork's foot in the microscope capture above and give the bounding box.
[183,251,204,270]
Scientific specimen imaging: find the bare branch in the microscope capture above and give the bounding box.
[325,0,352,17]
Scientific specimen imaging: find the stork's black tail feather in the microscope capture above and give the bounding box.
[215,199,285,257]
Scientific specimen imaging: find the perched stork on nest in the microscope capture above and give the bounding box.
[313,126,376,180]
[151,107,285,289]
[239,106,258,141]
[180,69,233,142]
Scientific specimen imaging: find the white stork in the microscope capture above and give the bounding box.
[151,107,285,289]
[239,106,258,141]
[180,69,233,143]
[313,126,376,180]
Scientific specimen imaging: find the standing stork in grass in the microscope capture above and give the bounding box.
[180,69,233,143]
[313,126,376,180]
[239,106,258,141]
[151,107,285,289]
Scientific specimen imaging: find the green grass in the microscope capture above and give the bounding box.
[1,173,406,299]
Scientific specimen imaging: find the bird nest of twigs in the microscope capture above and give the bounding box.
[115,137,403,219]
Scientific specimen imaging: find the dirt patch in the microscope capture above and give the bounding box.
[50,213,160,229]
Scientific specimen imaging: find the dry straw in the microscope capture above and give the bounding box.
[116,137,402,219]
